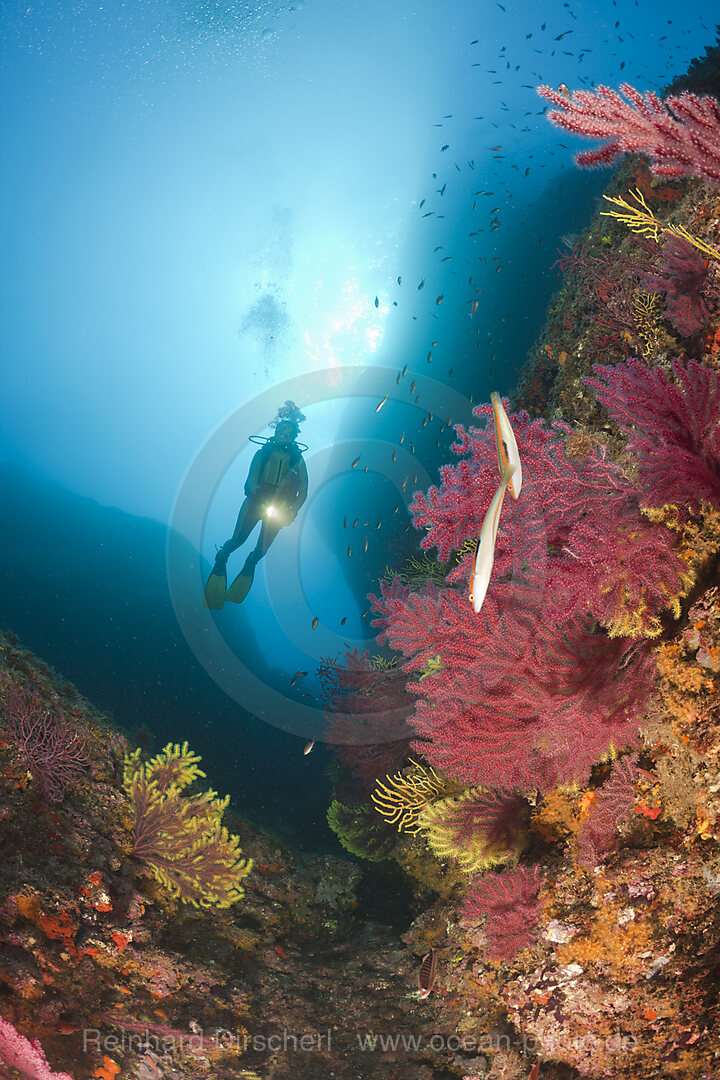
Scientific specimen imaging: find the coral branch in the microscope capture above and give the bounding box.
[462,865,543,959]
[586,359,720,510]
[538,83,720,187]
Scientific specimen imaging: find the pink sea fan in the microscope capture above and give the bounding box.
[586,358,720,510]
[578,755,640,868]
[462,865,543,960]
[0,1015,74,1080]
[538,83,720,187]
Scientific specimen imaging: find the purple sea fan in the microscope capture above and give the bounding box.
[586,358,720,511]
[462,865,543,960]
[0,683,89,803]
[578,755,640,868]
[640,235,713,336]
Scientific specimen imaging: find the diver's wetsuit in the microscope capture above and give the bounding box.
[214,438,308,575]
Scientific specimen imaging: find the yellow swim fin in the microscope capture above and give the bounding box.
[226,570,254,604]
[204,566,227,610]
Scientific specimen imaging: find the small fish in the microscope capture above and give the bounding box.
[470,466,513,614]
[440,143,449,151]
[347,545,351,557]
[410,380,416,394]
[311,616,319,629]
[471,299,479,315]
[427,351,432,362]
[392,450,397,463]
[418,279,425,290]
[491,392,522,498]
[361,607,369,618]
[401,363,408,376]
[351,455,361,468]
[303,740,315,756]
[558,82,572,100]
[397,275,402,285]
[418,948,437,999]
[340,616,347,625]
[374,295,379,308]
[343,516,347,528]
[363,538,368,553]
[376,394,388,413]
[353,517,359,528]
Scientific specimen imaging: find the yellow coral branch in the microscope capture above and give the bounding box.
[371,760,445,833]
[602,190,720,260]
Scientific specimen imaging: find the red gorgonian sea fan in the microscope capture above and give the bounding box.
[538,83,720,187]
[640,235,713,337]
[578,755,640,869]
[462,864,543,960]
[371,578,654,792]
[405,401,686,636]
[0,681,89,803]
[586,358,720,511]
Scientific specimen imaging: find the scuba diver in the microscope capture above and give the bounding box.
[204,401,308,609]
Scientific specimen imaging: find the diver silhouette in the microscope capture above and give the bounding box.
[204,405,308,609]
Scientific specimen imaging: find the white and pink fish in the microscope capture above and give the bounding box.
[469,393,522,614]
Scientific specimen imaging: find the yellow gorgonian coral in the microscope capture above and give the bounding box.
[631,289,663,358]
[383,551,451,589]
[371,760,445,833]
[601,189,720,260]
[417,787,526,874]
[123,742,253,909]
